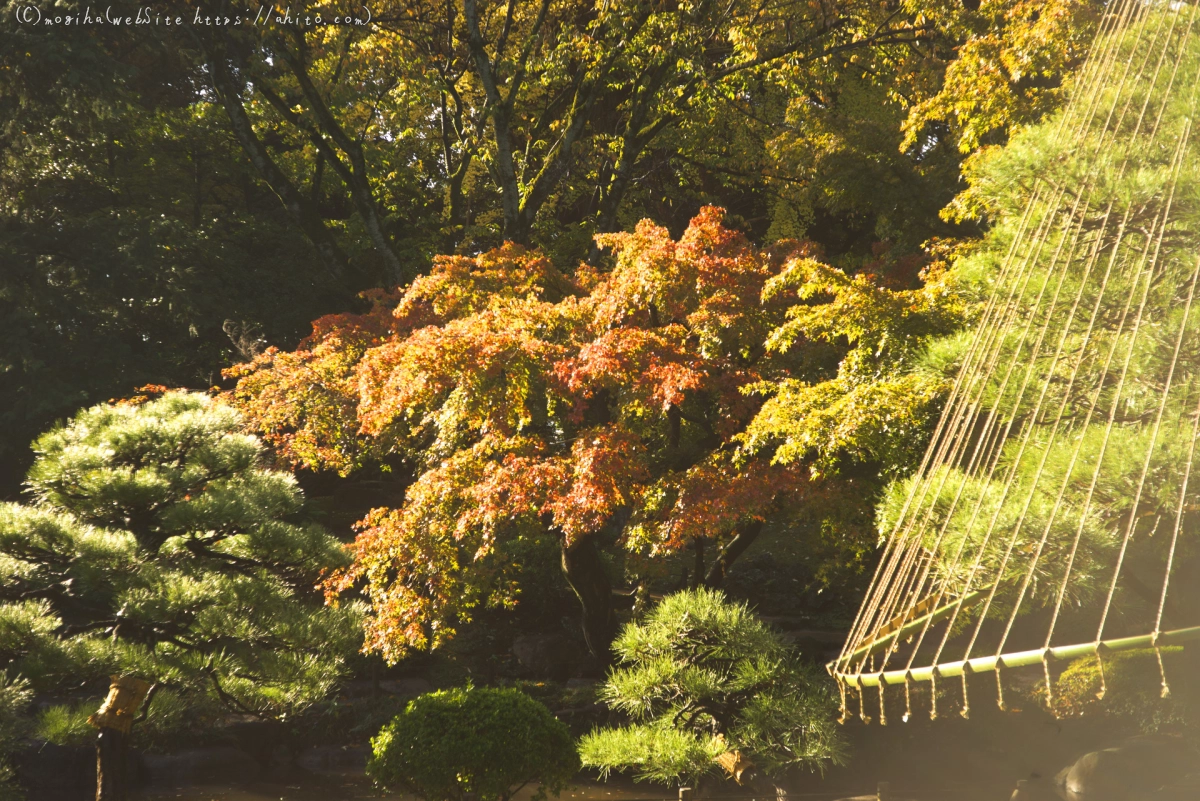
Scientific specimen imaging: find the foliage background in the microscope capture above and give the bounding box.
[0,0,1129,793]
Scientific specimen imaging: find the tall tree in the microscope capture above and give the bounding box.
[880,12,1200,625]
[0,0,1099,501]
[188,16,438,284]
[0,1,374,494]
[373,0,936,245]
[900,0,1104,155]
[0,103,346,498]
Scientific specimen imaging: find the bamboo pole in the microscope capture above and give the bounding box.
[832,625,1200,689]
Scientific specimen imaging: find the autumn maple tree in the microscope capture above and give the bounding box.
[228,208,963,662]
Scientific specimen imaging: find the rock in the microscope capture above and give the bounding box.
[511,633,577,680]
[1054,735,1197,800]
[1007,777,1059,801]
[220,719,284,767]
[143,746,261,786]
[833,784,921,801]
[1057,749,1140,801]
[295,743,369,774]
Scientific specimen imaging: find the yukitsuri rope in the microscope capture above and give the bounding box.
[835,0,1162,675]
[830,0,1200,717]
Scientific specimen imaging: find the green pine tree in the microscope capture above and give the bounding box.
[880,11,1200,634]
[579,589,845,784]
[0,391,361,756]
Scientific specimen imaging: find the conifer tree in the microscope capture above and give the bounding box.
[0,392,360,738]
[881,15,1200,630]
[0,676,29,801]
[579,589,845,784]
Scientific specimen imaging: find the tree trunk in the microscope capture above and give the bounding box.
[91,676,153,801]
[561,535,616,661]
[191,142,203,228]
[588,93,672,263]
[352,186,405,285]
[462,0,524,243]
[206,44,353,289]
[484,102,525,244]
[595,162,631,238]
[95,728,126,801]
[294,88,405,286]
[586,144,640,264]
[446,152,472,230]
[247,40,405,286]
[704,521,765,588]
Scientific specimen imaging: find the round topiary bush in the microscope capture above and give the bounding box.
[368,686,579,801]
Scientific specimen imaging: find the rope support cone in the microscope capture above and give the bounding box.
[828,0,1200,723]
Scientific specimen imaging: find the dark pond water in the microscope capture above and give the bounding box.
[123,701,1200,801]
[129,776,1009,801]
[134,779,715,801]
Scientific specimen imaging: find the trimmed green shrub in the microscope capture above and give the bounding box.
[369,686,579,801]
[1049,647,1197,733]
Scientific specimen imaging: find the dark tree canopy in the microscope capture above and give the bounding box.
[0,0,1102,496]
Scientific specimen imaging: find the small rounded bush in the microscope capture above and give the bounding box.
[368,686,579,801]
